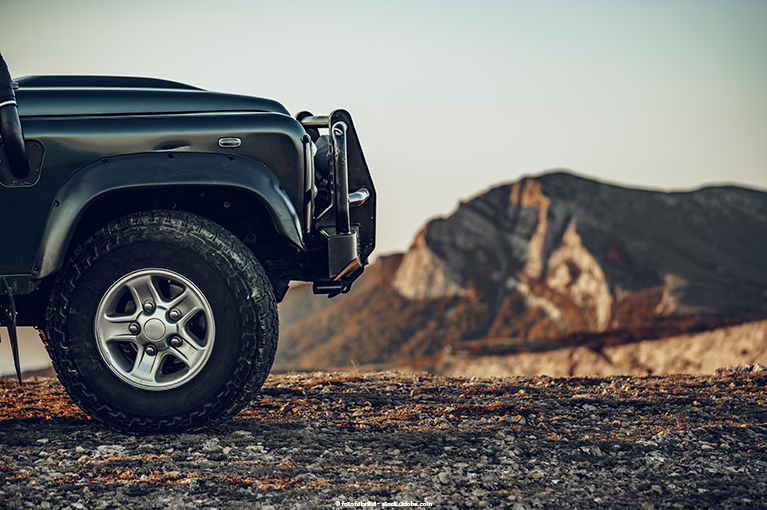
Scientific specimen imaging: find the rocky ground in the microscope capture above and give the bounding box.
[1,366,766,510]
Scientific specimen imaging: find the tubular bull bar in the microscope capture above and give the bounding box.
[298,110,376,297]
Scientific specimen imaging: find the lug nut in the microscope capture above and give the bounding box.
[169,336,183,348]
[145,345,158,356]
[142,300,155,314]
[128,322,140,335]
[169,309,182,321]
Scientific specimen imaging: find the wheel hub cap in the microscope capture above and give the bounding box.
[143,318,166,340]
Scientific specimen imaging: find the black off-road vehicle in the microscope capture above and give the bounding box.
[0,53,375,432]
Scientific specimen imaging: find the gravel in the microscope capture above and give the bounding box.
[1,365,766,509]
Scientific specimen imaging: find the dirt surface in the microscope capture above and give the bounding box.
[1,367,766,510]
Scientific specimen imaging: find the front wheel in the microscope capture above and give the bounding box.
[45,210,278,433]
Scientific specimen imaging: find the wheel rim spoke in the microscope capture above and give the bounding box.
[178,305,204,330]
[129,349,163,384]
[99,316,139,342]
[126,274,162,309]
[170,337,205,366]
[172,298,207,332]
[166,288,194,311]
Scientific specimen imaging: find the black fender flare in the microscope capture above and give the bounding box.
[34,151,304,279]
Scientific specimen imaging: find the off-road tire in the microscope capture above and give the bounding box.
[45,210,278,433]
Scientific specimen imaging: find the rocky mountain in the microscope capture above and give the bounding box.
[276,171,767,370]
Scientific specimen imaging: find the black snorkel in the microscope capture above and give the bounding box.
[0,52,26,383]
[0,52,30,180]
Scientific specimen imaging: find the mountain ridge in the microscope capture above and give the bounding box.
[277,171,767,370]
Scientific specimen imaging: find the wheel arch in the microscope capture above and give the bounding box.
[34,152,305,280]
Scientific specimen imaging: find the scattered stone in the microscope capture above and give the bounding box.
[1,371,765,509]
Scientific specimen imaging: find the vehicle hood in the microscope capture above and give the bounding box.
[14,76,289,117]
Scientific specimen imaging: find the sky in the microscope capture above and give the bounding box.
[1,0,767,375]
[1,0,766,258]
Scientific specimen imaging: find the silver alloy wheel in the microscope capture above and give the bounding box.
[94,268,216,390]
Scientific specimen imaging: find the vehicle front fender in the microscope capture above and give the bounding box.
[34,151,304,279]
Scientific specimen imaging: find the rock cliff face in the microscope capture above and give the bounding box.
[434,321,767,378]
[394,172,767,340]
[277,172,767,370]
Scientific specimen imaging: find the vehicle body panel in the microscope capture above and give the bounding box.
[2,108,308,276]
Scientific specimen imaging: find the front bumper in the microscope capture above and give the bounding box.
[298,110,376,297]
